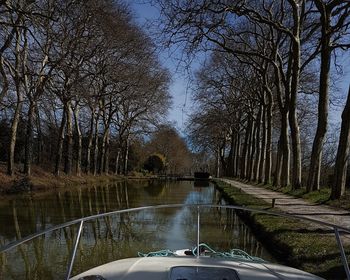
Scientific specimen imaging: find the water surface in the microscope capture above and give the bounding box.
[0,180,273,279]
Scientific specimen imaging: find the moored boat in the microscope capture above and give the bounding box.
[194,172,211,180]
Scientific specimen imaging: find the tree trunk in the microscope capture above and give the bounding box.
[105,133,110,174]
[289,110,302,188]
[0,56,9,103]
[86,108,95,174]
[247,117,256,180]
[35,106,43,165]
[8,90,23,176]
[240,117,252,179]
[232,134,238,177]
[227,131,235,177]
[215,147,220,178]
[123,138,129,175]
[253,106,262,181]
[7,29,23,176]
[273,138,283,187]
[73,105,82,176]
[114,148,121,175]
[219,144,227,176]
[100,128,110,174]
[64,101,73,175]
[0,10,23,103]
[24,100,36,176]
[234,132,241,177]
[288,1,302,189]
[22,28,32,175]
[273,109,290,187]
[92,111,99,176]
[258,104,266,183]
[99,133,106,174]
[273,61,287,187]
[281,111,290,187]
[331,84,350,199]
[54,105,67,176]
[307,2,331,192]
[264,91,273,184]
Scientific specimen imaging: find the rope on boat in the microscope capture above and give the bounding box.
[138,249,175,257]
[137,243,264,262]
[212,248,265,262]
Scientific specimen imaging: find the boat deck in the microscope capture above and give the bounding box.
[71,256,323,280]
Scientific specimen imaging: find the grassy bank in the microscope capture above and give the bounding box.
[0,163,128,195]
[215,179,350,278]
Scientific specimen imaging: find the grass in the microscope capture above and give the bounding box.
[214,179,350,278]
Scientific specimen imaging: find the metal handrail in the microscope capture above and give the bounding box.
[1,204,350,279]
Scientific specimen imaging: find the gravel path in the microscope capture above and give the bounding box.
[220,178,350,231]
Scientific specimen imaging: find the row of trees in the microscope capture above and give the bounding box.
[0,0,171,177]
[152,0,350,198]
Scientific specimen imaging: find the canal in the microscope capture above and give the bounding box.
[0,180,273,279]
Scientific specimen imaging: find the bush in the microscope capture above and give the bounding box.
[144,153,165,174]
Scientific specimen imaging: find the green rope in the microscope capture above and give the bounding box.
[138,249,175,257]
[138,243,265,263]
[211,248,265,262]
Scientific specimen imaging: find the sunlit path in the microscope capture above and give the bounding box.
[221,178,350,233]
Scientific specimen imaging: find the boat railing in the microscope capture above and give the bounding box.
[0,204,350,280]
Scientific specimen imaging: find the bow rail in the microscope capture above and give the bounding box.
[1,204,349,279]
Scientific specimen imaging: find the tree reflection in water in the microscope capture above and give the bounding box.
[0,181,272,279]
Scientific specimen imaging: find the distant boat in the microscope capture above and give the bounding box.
[194,180,210,188]
[194,172,210,179]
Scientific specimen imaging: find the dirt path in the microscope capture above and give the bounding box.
[221,178,350,231]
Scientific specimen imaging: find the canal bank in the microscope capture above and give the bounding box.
[214,179,350,278]
[0,163,156,196]
[0,172,123,195]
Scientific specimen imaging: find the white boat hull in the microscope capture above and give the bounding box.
[71,256,324,280]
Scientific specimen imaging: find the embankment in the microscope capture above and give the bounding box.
[214,179,349,279]
[0,163,141,196]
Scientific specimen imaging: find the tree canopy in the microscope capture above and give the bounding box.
[151,0,350,198]
[0,0,171,178]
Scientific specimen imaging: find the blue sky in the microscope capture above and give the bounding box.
[128,1,192,131]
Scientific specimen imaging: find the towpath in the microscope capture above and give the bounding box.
[220,178,350,231]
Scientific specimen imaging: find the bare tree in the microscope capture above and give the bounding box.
[332,84,350,199]
[307,0,350,191]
